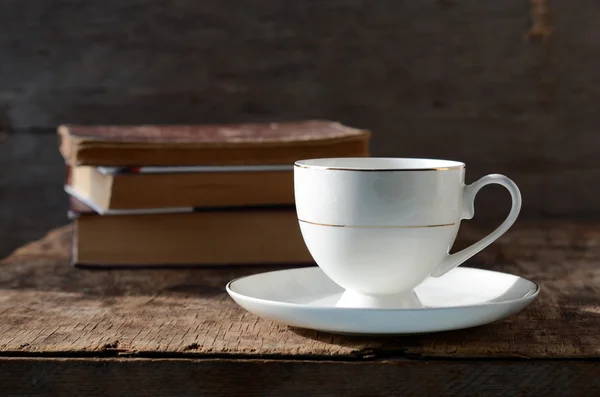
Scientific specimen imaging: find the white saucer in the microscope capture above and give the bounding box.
[226,266,540,335]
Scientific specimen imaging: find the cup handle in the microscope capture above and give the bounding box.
[431,174,522,277]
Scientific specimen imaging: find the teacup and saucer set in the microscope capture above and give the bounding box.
[226,158,540,335]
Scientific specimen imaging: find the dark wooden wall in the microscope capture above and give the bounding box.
[1,0,599,257]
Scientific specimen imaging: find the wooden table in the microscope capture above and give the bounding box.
[1,220,599,396]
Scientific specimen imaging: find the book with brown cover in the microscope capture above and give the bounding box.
[65,164,295,212]
[68,197,314,268]
[58,120,371,166]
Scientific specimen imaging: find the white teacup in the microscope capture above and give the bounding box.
[294,157,521,309]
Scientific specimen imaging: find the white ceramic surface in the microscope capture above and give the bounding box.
[294,158,522,308]
[226,266,540,335]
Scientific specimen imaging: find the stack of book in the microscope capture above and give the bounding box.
[57,120,371,268]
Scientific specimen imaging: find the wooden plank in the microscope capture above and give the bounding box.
[1,357,599,396]
[0,0,596,136]
[0,0,541,129]
[0,0,596,141]
[1,220,599,359]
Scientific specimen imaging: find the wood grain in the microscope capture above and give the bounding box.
[1,357,599,397]
[0,0,550,129]
[1,220,599,359]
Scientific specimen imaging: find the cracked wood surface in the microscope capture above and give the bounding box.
[0,220,599,359]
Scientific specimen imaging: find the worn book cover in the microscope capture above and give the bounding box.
[58,120,371,166]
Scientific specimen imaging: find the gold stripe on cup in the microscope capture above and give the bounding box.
[293,163,465,172]
[298,219,456,228]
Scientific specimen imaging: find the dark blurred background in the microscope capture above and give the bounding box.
[1,0,598,257]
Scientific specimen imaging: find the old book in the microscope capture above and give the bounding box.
[65,164,295,212]
[58,120,371,166]
[69,200,313,267]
